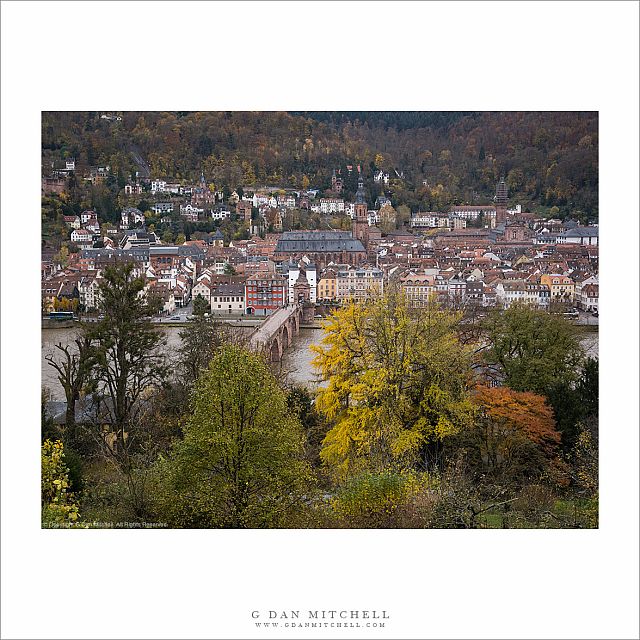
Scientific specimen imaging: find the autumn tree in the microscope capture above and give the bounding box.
[378,203,397,234]
[462,385,564,482]
[157,346,312,527]
[312,291,475,479]
[53,245,70,268]
[396,204,411,228]
[41,440,81,527]
[569,424,598,527]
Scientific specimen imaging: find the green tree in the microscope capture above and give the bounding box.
[192,294,209,317]
[83,263,167,518]
[483,303,583,395]
[177,314,228,387]
[88,263,167,436]
[546,357,598,449]
[175,232,186,245]
[162,229,174,244]
[312,291,475,478]
[158,346,313,527]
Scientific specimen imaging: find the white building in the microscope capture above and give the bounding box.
[575,276,599,311]
[367,210,380,226]
[152,202,174,215]
[211,209,232,221]
[410,213,450,228]
[211,284,245,315]
[277,194,297,209]
[71,228,93,246]
[556,226,599,246]
[495,281,551,309]
[79,275,102,311]
[80,210,97,224]
[449,206,497,221]
[151,180,167,194]
[124,183,143,195]
[286,263,317,304]
[373,170,390,184]
[192,277,212,303]
[180,203,204,222]
[121,207,146,228]
[319,198,345,214]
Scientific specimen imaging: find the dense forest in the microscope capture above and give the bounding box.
[42,111,598,218]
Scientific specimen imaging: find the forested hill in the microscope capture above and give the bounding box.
[42,111,598,218]
[291,111,478,132]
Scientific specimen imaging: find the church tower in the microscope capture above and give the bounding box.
[495,176,508,223]
[352,175,369,247]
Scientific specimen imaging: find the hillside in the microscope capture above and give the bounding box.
[42,110,598,218]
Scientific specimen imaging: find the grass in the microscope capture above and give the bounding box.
[476,497,598,529]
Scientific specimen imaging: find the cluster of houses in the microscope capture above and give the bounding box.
[43,173,599,318]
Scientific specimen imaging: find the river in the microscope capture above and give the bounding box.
[41,326,598,401]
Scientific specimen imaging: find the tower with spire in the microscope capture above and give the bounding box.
[495,176,509,223]
[352,175,369,247]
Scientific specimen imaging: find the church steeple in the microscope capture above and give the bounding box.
[495,176,508,223]
[355,175,366,205]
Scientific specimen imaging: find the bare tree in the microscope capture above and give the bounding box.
[45,336,95,431]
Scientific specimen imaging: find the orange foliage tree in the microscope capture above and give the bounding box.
[463,385,564,482]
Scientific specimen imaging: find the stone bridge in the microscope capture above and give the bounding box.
[248,304,304,362]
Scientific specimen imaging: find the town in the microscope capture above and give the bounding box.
[39,110,600,536]
[42,165,599,348]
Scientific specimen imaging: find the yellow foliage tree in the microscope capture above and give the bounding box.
[312,291,475,479]
[41,440,82,527]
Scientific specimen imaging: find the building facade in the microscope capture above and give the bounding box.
[245,274,287,316]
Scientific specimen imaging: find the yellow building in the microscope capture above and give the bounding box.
[540,274,575,303]
[336,266,384,303]
[317,269,337,302]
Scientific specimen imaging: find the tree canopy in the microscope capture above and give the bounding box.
[312,291,475,478]
[157,346,312,528]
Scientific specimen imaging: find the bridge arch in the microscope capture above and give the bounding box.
[281,324,290,349]
[269,336,281,362]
